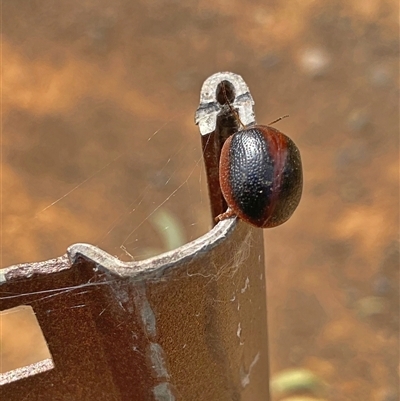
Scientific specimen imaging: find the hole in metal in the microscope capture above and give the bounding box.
[0,305,54,385]
[216,80,235,105]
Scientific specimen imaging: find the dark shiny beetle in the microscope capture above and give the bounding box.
[217,124,303,228]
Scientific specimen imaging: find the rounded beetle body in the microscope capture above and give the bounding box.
[218,125,303,228]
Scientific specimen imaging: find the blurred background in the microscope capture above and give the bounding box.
[2,0,399,399]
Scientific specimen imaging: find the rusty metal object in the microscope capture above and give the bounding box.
[0,72,269,400]
[195,72,256,223]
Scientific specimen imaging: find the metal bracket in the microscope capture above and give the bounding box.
[0,72,269,401]
[195,72,256,223]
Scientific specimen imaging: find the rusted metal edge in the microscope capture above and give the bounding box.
[0,359,54,386]
[0,219,237,284]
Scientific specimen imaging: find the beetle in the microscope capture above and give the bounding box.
[216,123,303,228]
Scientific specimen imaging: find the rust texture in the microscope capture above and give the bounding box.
[0,72,269,401]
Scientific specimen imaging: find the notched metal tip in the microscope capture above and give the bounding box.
[195,71,256,135]
[195,72,257,223]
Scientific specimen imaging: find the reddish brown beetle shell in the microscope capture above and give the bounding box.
[218,125,303,228]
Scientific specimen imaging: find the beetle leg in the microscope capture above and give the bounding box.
[215,208,236,222]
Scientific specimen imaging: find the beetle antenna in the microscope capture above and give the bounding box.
[268,114,289,125]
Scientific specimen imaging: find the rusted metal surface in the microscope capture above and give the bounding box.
[195,72,256,223]
[0,72,269,401]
